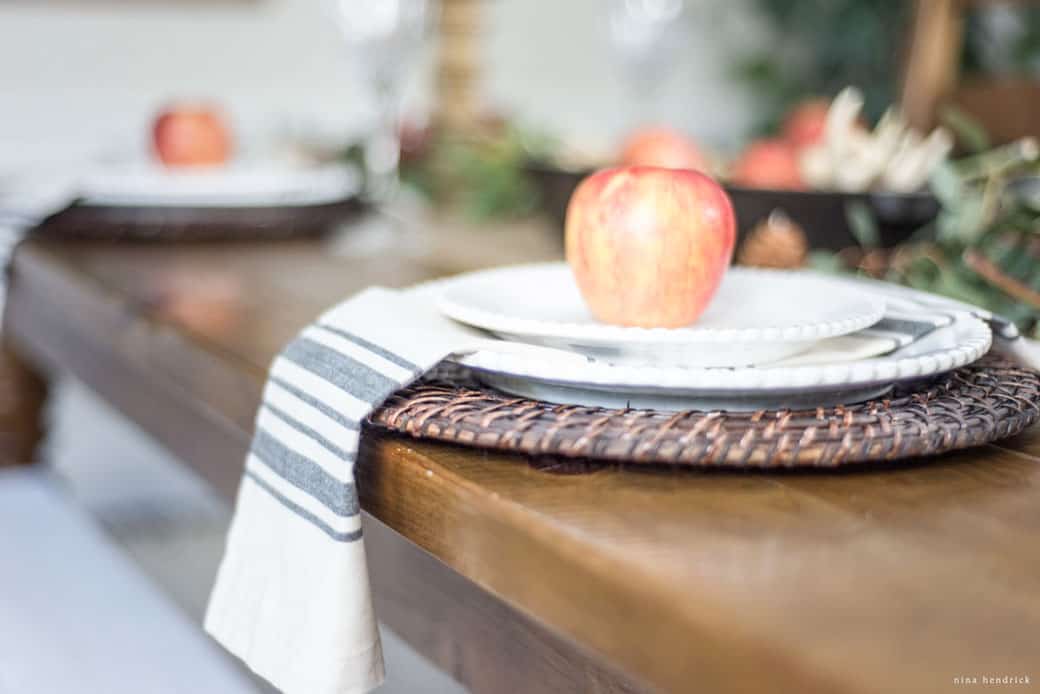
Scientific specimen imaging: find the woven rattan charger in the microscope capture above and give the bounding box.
[370,355,1040,469]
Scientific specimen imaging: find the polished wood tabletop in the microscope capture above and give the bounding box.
[6,213,1039,694]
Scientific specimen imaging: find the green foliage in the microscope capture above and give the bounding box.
[939,105,991,154]
[865,140,1040,336]
[401,126,550,222]
[962,6,1040,76]
[738,2,1040,137]
[806,249,847,274]
[845,199,880,248]
[812,133,1040,335]
[735,0,908,134]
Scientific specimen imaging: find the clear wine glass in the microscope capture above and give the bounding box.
[332,0,437,203]
[606,0,686,127]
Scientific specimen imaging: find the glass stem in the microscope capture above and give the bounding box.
[363,79,403,205]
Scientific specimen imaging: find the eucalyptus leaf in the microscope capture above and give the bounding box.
[935,268,993,306]
[1009,177,1040,214]
[939,105,991,153]
[844,200,879,248]
[929,162,963,208]
[937,192,987,243]
[1006,245,1036,281]
[1003,302,1037,325]
[806,250,847,273]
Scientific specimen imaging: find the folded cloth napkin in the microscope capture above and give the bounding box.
[205,287,489,694]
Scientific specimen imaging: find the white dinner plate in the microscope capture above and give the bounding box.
[437,263,885,367]
[445,309,992,411]
[79,163,360,208]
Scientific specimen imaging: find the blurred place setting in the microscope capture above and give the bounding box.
[2,1,1040,694]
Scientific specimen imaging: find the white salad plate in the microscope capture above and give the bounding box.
[437,263,886,367]
[450,310,992,411]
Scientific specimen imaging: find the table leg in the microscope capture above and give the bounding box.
[0,344,48,466]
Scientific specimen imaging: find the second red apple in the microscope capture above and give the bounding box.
[730,139,806,190]
[619,127,708,173]
[153,104,232,168]
[782,98,831,150]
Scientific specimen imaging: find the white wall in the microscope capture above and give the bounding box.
[0,0,764,166]
[484,0,766,149]
[0,1,361,165]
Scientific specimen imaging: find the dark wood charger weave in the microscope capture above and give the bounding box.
[372,355,1040,468]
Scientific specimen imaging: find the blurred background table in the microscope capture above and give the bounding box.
[4,213,1040,694]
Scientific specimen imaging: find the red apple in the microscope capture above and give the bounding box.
[153,104,231,167]
[782,98,830,149]
[730,139,806,190]
[565,166,735,328]
[620,127,708,173]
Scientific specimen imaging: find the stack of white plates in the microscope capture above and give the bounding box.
[425,263,994,411]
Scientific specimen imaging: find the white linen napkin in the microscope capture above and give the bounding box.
[205,287,494,694]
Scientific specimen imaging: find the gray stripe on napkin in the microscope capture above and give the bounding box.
[317,324,423,374]
[250,429,359,517]
[269,377,361,432]
[263,403,356,462]
[284,338,401,404]
[244,470,363,543]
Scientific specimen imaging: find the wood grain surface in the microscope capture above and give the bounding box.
[0,346,48,465]
[6,216,1039,693]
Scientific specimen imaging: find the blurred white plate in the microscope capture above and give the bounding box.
[79,163,360,208]
[438,263,885,367]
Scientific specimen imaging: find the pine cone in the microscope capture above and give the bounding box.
[857,248,891,278]
[737,211,809,269]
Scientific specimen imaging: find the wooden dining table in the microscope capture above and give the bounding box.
[4,209,1039,694]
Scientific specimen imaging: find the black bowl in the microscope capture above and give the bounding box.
[527,162,940,251]
[725,185,940,250]
[525,162,585,235]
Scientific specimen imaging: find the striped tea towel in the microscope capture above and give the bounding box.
[205,287,490,694]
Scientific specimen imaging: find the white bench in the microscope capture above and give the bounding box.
[0,468,256,694]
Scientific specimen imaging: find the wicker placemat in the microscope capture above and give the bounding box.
[370,355,1040,468]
